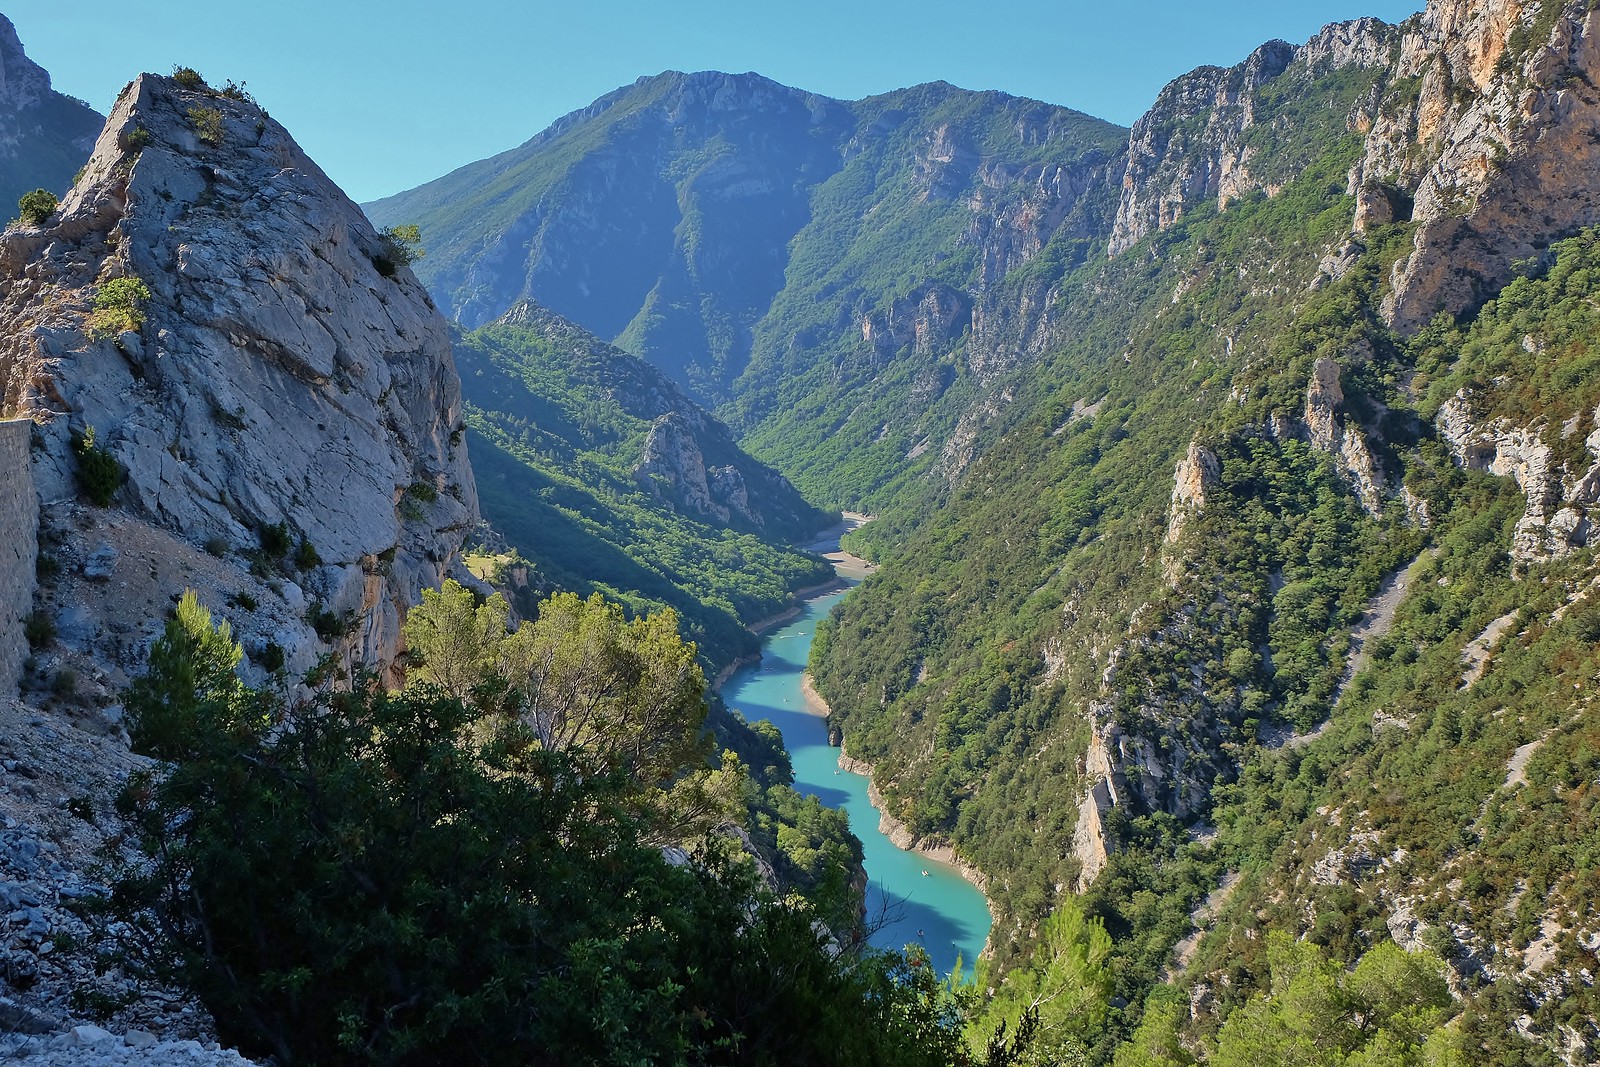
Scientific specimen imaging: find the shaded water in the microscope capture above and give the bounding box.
[722,589,992,976]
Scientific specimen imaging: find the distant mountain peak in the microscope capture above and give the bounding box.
[0,13,101,210]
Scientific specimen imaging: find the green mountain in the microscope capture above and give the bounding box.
[366,72,1126,506]
[455,301,832,672]
[0,14,101,216]
[386,2,1600,1060]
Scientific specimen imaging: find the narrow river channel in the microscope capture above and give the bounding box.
[721,587,993,977]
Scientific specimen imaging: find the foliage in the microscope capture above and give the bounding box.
[454,311,831,674]
[1206,936,1452,1067]
[373,224,424,277]
[404,580,737,842]
[123,590,248,760]
[187,105,224,146]
[17,188,57,225]
[170,66,207,90]
[111,597,968,1066]
[86,276,152,338]
[72,425,123,505]
[969,899,1114,1065]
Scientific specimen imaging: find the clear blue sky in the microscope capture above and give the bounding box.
[9,1,1421,204]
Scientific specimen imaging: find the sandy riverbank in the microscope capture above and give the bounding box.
[738,514,878,639]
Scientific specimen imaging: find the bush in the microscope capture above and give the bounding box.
[111,615,969,1067]
[254,641,285,673]
[86,276,151,338]
[187,105,224,146]
[258,522,292,558]
[171,66,206,89]
[23,610,54,649]
[119,126,151,154]
[293,538,320,571]
[373,225,424,277]
[18,188,58,226]
[73,426,123,506]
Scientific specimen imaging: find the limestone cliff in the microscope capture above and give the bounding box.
[1110,1,1600,337]
[1343,0,1600,329]
[1437,391,1599,563]
[0,73,477,685]
[1108,21,1397,256]
[0,15,101,214]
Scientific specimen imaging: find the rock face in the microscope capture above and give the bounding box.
[0,74,477,682]
[1362,0,1600,329]
[0,15,101,214]
[1108,21,1396,255]
[1109,0,1600,334]
[1437,392,1599,563]
[0,419,37,695]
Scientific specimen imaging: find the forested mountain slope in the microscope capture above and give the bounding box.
[366,0,1597,1061]
[815,2,1600,1062]
[366,73,1127,505]
[455,301,832,672]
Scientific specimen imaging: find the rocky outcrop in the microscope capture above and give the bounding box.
[0,15,101,214]
[1436,391,1598,563]
[636,413,760,527]
[462,300,824,538]
[1355,1,1600,329]
[1108,20,1397,255]
[1166,440,1220,544]
[1300,357,1388,514]
[859,283,970,362]
[0,73,477,683]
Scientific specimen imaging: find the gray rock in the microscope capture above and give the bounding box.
[81,543,119,581]
[66,1023,115,1047]
[0,73,479,684]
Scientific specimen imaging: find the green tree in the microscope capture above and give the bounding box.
[404,581,730,840]
[112,601,967,1066]
[972,898,1114,1064]
[124,590,251,760]
[17,188,57,225]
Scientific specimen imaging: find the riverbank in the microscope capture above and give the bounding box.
[801,677,993,900]
[737,514,878,639]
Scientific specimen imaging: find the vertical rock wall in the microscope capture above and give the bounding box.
[0,418,37,695]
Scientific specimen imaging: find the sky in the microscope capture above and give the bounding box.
[9,1,1422,204]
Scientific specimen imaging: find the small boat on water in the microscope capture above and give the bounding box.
[921,870,929,877]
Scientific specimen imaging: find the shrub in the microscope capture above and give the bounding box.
[123,590,247,761]
[373,224,424,277]
[203,535,229,558]
[18,188,58,226]
[187,105,224,146]
[73,426,123,506]
[110,603,967,1066]
[255,641,285,673]
[86,276,151,338]
[23,610,55,649]
[118,126,151,154]
[170,66,206,89]
[293,538,320,571]
[258,522,292,558]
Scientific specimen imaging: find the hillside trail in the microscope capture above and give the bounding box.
[1265,549,1436,752]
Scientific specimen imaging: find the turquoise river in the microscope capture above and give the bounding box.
[721,587,993,976]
